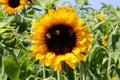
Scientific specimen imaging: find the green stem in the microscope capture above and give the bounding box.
[107,53,111,80]
[79,62,86,80]
[57,71,61,80]
[82,66,85,80]
[43,64,46,79]
[26,75,36,80]
[97,45,109,56]
[97,45,111,80]
[74,70,77,80]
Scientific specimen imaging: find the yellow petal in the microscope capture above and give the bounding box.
[46,52,55,59]
[65,60,75,69]
[55,56,62,65]
[36,54,45,59]
[54,62,62,71]
[72,48,80,54]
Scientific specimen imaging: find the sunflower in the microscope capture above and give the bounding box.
[102,35,108,46]
[98,13,104,21]
[30,6,92,71]
[0,0,26,14]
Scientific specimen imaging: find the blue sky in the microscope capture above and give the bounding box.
[62,0,120,9]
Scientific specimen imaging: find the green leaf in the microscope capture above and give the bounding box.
[111,34,120,51]
[62,62,74,80]
[18,22,27,33]
[92,21,105,31]
[1,74,7,80]
[116,68,120,79]
[0,29,8,34]
[0,54,2,70]
[4,56,20,80]
[75,0,89,5]
[0,16,14,27]
[110,34,120,63]
[27,8,35,15]
[0,54,4,79]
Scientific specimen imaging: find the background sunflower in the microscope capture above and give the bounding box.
[0,0,26,14]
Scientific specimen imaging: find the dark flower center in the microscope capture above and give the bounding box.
[8,0,20,8]
[45,24,76,55]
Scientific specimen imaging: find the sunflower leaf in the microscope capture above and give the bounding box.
[0,54,4,80]
[4,56,20,80]
[62,62,74,80]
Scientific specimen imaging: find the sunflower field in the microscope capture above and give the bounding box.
[0,0,120,80]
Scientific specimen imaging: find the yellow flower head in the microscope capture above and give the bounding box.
[111,77,116,80]
[102,35,108,46]
[30,6,92,71]
[0,0,26,14]
[98,13,104,21]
